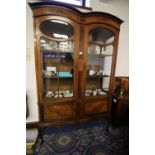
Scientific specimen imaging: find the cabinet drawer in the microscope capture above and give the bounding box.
[83,99,109,115]
[44,104,73,120]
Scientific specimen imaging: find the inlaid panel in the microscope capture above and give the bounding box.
[83,99,109,114]
[44,104,73,120]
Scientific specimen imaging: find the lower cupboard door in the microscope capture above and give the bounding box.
[83,98,109,115]
[44,103,74,120]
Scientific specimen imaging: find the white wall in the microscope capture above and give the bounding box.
[26,0,128,122]
[89,0,129,76]
[26,2,39,122]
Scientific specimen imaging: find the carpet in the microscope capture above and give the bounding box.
[33,120,129,155]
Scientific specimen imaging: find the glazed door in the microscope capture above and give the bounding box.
[35,16,79,103]
[82,24,119,116]
[84,24,117,98]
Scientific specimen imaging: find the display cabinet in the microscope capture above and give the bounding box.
[29,1,123,125]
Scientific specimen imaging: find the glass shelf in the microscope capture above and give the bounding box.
[85,88,109,97]
[43,90,73,99]
[87,75,110,78]
[42,76,73,79]
[88,53,112,57]
[42,50,74,54]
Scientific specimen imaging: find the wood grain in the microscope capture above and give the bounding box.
[44,104,73,120]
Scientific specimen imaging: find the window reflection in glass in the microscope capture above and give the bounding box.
[40,20,74,40]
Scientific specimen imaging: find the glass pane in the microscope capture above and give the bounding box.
[59,79,73,98]
[41,38,58,51]
[40,39,74,98]
[44,78,59,98]
[85,27,114,97]
[59,41,74,52]
[89,27,114,43]
[40,20,75,99]
[42,42,59,99]
[40,20,74,40]
[58,49,74,98]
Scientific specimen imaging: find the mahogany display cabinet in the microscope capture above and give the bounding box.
[29,1,123,126]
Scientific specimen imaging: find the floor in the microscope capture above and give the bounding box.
[30,120,129,155]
